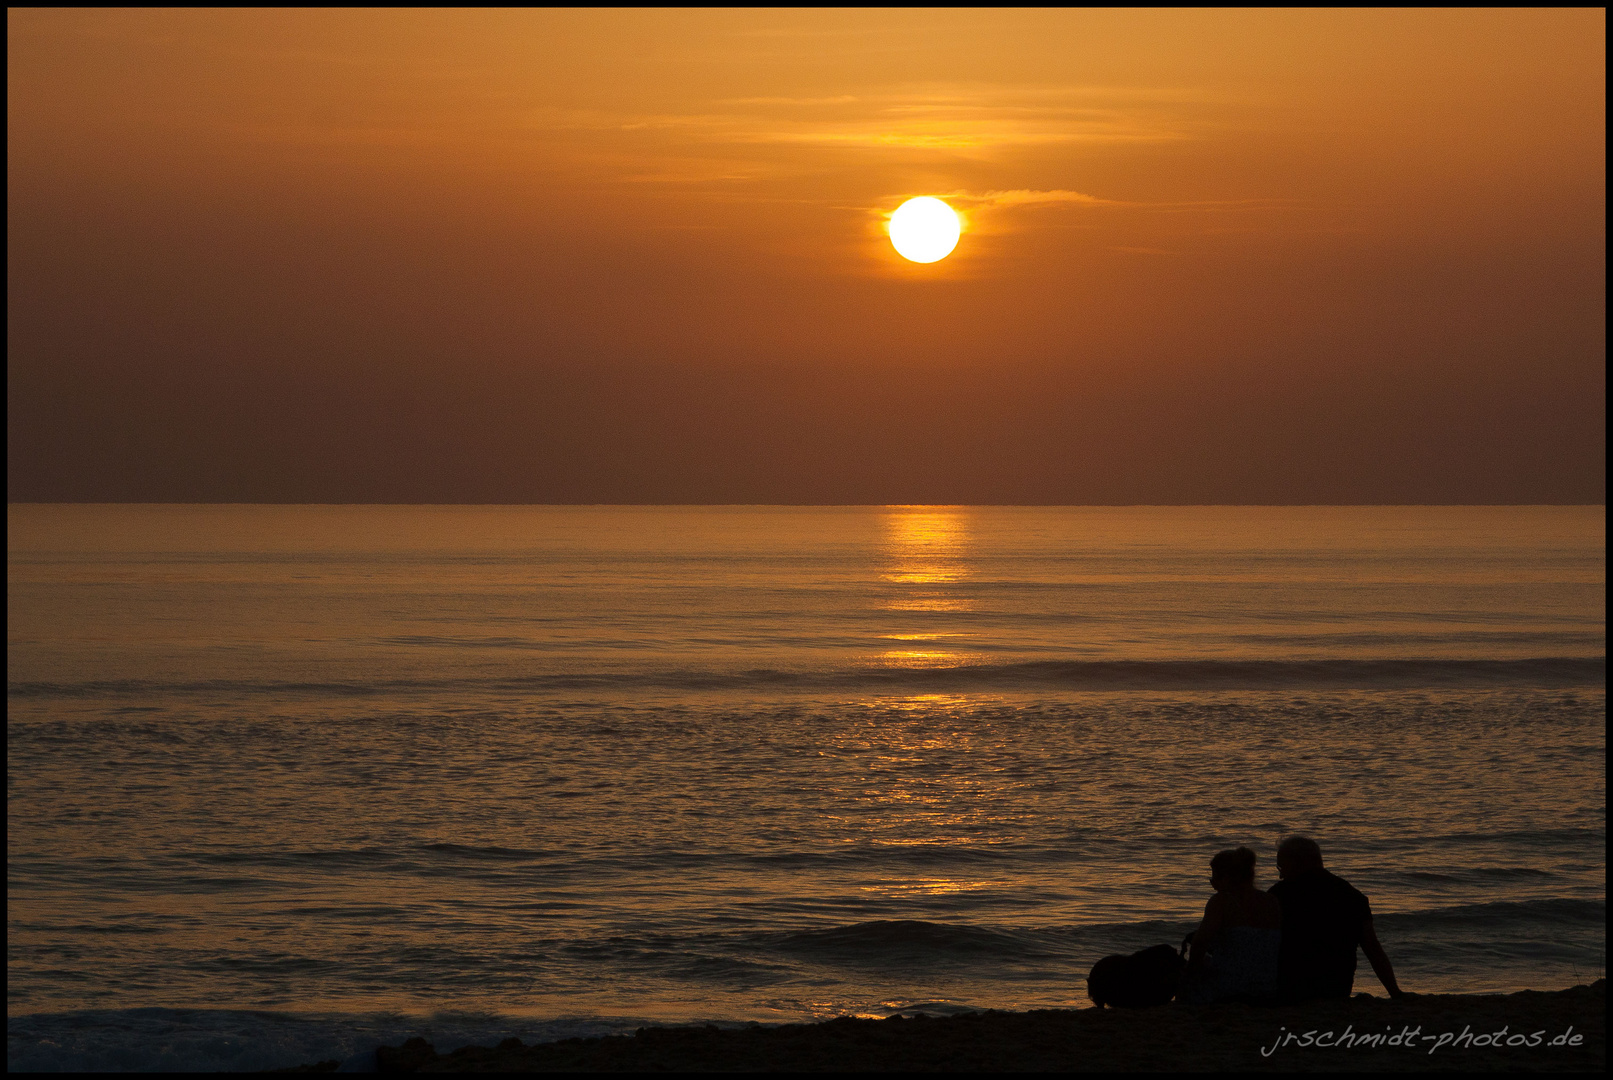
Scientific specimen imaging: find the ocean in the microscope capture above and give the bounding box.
[7,504,1605,1072]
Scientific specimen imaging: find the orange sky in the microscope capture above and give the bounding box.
[7,8,1605,502]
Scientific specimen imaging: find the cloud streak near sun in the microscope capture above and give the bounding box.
[550,83,1200,157]
[959,190,1113,207]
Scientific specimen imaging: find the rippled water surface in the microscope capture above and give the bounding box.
[7,505,1605,1070]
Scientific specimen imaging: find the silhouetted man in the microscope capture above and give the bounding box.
[1268,835,1403,1001]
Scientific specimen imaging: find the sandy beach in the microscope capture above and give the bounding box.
[273,981,1604,1073]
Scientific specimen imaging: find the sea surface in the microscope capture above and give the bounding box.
[7,505,1606,1071]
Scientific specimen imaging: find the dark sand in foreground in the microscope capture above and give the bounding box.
[276,981,1603,1072]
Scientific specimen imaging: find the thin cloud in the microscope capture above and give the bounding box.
[719,96,862,106]
[534,84,1194,153]
[214,85,1208,189]
[959,189,1116,208]
[952,190,1315,212]
[868,190,1326,241]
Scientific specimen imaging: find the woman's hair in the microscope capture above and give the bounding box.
[1210,846,1257,884]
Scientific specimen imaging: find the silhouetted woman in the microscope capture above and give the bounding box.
[1177,846,1282,1004]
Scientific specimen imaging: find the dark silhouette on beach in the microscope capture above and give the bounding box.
[1269,835,1403,1001]
[1086,944,1184,1008]
[1178,846,1283,1004]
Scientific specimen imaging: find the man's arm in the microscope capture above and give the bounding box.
[1360,919,1403,998]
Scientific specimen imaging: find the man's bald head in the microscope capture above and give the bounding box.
[1277,835,1325,878]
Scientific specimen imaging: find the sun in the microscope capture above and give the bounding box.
[888,197,961,263]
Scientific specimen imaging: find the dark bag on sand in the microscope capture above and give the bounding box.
[1086,944,1185,1008]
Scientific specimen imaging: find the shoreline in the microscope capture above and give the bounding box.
[274,981,1604,1073]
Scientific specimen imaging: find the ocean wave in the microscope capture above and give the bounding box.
[769,920,1044,962]
[186,847,402,868]
[1429,828,1606,846]
[762,901,1606,957]
[1396,867,1555,884]
[5,1008,650,1074]
[416,843,555,863]
[1378,898,1606,931]
[622,900,1606,973]
[9,657,1605,701]
[8,903,1603,1071]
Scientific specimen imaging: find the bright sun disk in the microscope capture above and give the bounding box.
[888,197,961,263]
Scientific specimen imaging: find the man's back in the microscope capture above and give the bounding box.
[1268,868,1371,1001]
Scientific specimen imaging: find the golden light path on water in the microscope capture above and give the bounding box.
[879,508,979,668]
[863,511,1003,892]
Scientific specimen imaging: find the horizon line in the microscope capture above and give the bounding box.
[7,501,1607,509]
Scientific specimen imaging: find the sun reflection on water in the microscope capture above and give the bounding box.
[878,507,976,664]
[880,507,972,589]
[859,879,1005,895]
[879,649,979,668]
[883,597,973,612]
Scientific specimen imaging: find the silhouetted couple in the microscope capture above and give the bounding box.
[1178,835,1404,1005]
